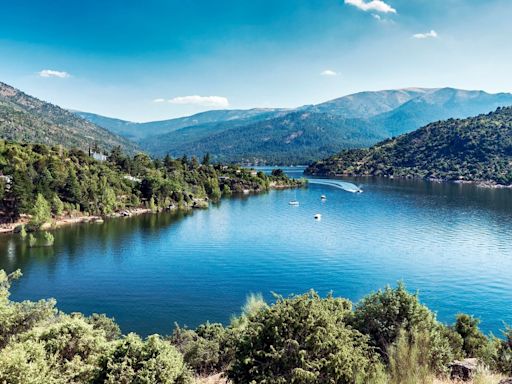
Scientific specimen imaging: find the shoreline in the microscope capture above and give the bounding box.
[0,183,303,235]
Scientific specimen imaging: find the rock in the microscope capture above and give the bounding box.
[499,379,512,384]
[40,222,53,231]
[449,358,479,381]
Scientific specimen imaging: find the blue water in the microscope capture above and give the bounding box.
[1,168,511,336]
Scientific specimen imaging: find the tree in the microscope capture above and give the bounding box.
[202,152,210,166]
[453,314,487,357]
[63,169,81,206]
[30,193,51,228]
[51,195,64,216]
[271,168,285,178]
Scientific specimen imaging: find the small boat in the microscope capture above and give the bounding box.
[314,213,322,220]
[321,195,326,200]
[289,200,299,206]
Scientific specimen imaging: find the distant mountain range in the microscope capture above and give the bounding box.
[76,87,512,164]
[0,82,137,154]
[2,81,511,165]
[305,106,512,185]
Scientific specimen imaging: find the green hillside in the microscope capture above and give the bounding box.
[305,107,512,185]
[150,112,384,165]
[0,82,138,154]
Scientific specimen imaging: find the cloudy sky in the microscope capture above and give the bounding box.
[1,0,511,121]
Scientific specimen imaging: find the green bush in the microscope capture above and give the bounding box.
[171,323,227,375]
[99,333,192,384]
[352,283,455,374]
[228,291,384,384]
[387,329,434,384]
[453,314,488,357]
[0,339,64,384]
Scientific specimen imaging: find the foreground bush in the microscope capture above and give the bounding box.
[228,291,385,384]
[352,283,455,374]
[99,333,192,384]
[2,269,511,382]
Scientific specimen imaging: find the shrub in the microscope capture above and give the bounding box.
[387,329,434,384]
[453,314,488,357]
[99,333,192,383]
[0,270,56,348]
[352,283,455,374]
[16,315,111,382]
[171,323,226,375]
[228,291,384,384]
[0,339,64,384]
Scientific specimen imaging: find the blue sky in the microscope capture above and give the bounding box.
[1,0,511,121]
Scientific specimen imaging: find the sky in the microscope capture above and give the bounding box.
[1,0,511,122]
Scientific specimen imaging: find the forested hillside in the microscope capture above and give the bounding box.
[0,140,302,224]
[144,112,384,164]
[0,82,137,153]
[306,107,512,185]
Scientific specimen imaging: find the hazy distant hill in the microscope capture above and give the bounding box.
[77,87,512,164]
[0,82,137,153]
[75,108,289,140]
[306,106,512,185]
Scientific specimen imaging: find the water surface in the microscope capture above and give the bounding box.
[1,169,511,336]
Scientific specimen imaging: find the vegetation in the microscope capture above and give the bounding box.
[0,81,137,154]
[306,107,512,185]
[0,140,303,225]
[1,270,511,383]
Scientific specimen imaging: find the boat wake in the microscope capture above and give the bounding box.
[307,179,363,193]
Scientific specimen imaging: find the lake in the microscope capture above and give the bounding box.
[1,168,512,336]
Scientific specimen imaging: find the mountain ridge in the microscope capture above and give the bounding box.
[74,87,512,164]
[305,106,512,185]
[0,82,138,153]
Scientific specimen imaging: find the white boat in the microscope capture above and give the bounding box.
[314,213,322,220]
[321,195,326,200]
[289,200,299,206]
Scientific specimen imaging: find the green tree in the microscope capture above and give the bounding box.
[453,314,487,357]
[51,195,64,216]
[202,152,210,166]
[30,193,51,228]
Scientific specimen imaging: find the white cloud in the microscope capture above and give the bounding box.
[153,98,166,103]
[38,69,71,78]
[412,30,438,39]
[344,0,396,14]
[372,13,381,20]
[321,70,338,77]
[168,95,230,108]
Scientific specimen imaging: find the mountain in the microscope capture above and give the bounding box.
[372,87,512,137]
[77,87,512,164]
[0,82,137,153]
[75,108,289,140]
[305,106,512,185]
[144,112,384,164]
[308,88,433,117]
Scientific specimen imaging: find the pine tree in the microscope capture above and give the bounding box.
[30,193,51,228]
